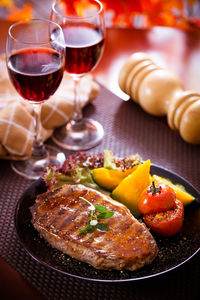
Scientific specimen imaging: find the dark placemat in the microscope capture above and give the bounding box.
[0,84,200,300]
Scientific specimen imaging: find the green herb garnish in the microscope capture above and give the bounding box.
[79,196,114,233]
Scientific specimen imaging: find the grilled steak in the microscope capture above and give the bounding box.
[30,184,158,271]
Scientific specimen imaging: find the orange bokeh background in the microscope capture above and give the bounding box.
[0,0,199,30]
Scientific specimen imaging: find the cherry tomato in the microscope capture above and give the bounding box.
[138,181,176,215]
[143,199,184,237]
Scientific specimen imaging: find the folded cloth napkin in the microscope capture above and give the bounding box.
[0,57,99,160]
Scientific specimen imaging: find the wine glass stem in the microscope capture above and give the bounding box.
[72,77,82,123]
[31,104,47,158]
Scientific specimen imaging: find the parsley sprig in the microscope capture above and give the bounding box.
[79,196,114,233]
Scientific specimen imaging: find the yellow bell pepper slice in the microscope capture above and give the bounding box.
[111,160,151,217]
[91,165,139,191]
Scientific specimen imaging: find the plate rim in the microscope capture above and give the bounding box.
[14,163,200,282]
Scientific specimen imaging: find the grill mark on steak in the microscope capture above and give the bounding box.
[31,184,158,271]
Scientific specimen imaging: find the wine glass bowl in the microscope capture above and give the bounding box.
[7,48,64,103]
[51,0,105,150]
[6,19,66,179]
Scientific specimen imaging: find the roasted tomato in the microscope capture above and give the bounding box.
[138,181,176,215]
[143,199,184,237]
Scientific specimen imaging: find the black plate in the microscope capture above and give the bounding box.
[14,164,200,282]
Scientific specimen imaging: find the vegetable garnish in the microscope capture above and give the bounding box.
[138,181,176,215]
[43,152,104,190]
[103,149,119,170]
[143,199,184,237]
[138,181,183,236]
[43,150,141,191]
[79,196,114,233]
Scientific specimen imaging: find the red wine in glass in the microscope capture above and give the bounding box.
[7,48,64,102]
[60,24,104,74]
[51,0,105,151]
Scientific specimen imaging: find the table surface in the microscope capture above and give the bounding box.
[0,19,200,300]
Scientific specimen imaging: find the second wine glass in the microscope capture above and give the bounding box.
[51,0,105,150]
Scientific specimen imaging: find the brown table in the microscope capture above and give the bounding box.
[0,20,200,300]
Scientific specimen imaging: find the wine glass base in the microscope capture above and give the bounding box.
[52,118,104,151]
[11,145,66,180]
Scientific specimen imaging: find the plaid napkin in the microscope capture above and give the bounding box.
[0,57,99,160]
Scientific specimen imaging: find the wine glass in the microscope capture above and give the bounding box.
[6,19,66,180]
[51,0,105,150]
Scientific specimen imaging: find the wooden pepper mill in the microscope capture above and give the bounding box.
[118,52,200,144]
